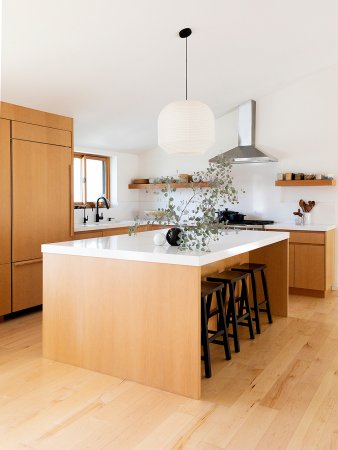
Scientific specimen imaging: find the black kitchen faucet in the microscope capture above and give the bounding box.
[96,196,110,222]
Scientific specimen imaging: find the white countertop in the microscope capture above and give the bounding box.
[74,220,138,232]
[265,223,336,232]
[42,229,289,267]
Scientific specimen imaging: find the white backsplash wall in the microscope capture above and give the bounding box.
[138,63,338,286]
[74,146,140,225]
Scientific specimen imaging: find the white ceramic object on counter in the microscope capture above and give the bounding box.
[303,212,311,225]
[153,232,167,246]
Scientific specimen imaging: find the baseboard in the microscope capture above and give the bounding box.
[289,287,326,298]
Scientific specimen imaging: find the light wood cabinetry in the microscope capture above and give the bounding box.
[0,101,73,315]
[289,243,295,288]
[0,119,11,265]
[12,260,42,312]
[294,244,325,290]
[0,264,11,316]
[74,231,103,240]
[275,180,336,186]
[12,140,72,262]
[269,229,335,297]
[12,122,72,147]
[74,224,169,240]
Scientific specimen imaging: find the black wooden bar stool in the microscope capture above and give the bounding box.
[207,271,255,353]
[201,281,231,378]
[231,263,273,334]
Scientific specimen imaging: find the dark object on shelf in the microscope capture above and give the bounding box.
[166,227,182,246]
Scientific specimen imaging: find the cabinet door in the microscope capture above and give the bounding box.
[289,243,295,288]
[0,264,11,316]
[0,119,11,265]
[294,244,325,290]
[12,140,72,261]
[12,259,42,312]
[12,122,72,147]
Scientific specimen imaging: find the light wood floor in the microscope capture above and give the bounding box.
[1,293,338,449]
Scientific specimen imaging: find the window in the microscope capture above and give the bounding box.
[74,153,110,206]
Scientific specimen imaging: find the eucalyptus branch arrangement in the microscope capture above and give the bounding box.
[140,154,241,251]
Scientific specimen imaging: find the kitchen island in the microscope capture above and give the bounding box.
[42,230,289,399]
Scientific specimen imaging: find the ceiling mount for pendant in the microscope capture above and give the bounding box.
[158,27,215,154]
[179,28,192,39]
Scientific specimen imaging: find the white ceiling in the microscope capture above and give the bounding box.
[2,0,338,153]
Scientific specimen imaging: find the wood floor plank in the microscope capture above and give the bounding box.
[1,294,338,449]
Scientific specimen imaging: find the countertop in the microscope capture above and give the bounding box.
[42,229,289,267]
[265,223,336,232]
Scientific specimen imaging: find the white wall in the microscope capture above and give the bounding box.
[138,63,338,285]
[74,146,140,224]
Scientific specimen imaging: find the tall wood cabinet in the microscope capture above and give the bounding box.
[0,119,12,315]
[0,102,73,314]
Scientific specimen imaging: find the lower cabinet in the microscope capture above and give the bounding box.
[12,259,42,312]
[269,229,334,297]
[294,244,325,291]
[289,243,295,288]
[0,264,11,316]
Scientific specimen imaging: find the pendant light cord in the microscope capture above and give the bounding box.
[185,37,188,100]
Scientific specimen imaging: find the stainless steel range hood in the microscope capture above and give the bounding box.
[209,100,278,164]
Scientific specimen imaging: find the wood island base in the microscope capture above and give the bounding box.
[43,239,288,399]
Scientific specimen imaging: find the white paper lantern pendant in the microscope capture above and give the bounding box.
[158,28,215,154]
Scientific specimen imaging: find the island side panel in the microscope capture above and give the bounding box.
[43,253,202,399]
[249,238,289,317]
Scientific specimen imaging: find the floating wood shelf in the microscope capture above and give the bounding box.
[275,180,336,187]
[128,182,210,190]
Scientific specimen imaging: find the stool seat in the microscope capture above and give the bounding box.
[231,263,266,273]
[201,280,224,297]
[208,270,247,282]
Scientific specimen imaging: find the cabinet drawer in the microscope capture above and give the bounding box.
[289,231,325,245]
[12,259,42,312]
[12,122,72,147]
[0,263,11,316]
[74,231,103,240]
[102,228,128,237]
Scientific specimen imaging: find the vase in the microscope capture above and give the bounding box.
[303,212,311,225]
[166,227,182,246]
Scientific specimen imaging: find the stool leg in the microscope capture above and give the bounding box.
[251,272,261,334]
[201,297,211,378]
[242,277,255,340]
[216,290,231,360]
[261,269,273,324]
[227,283,240,353]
